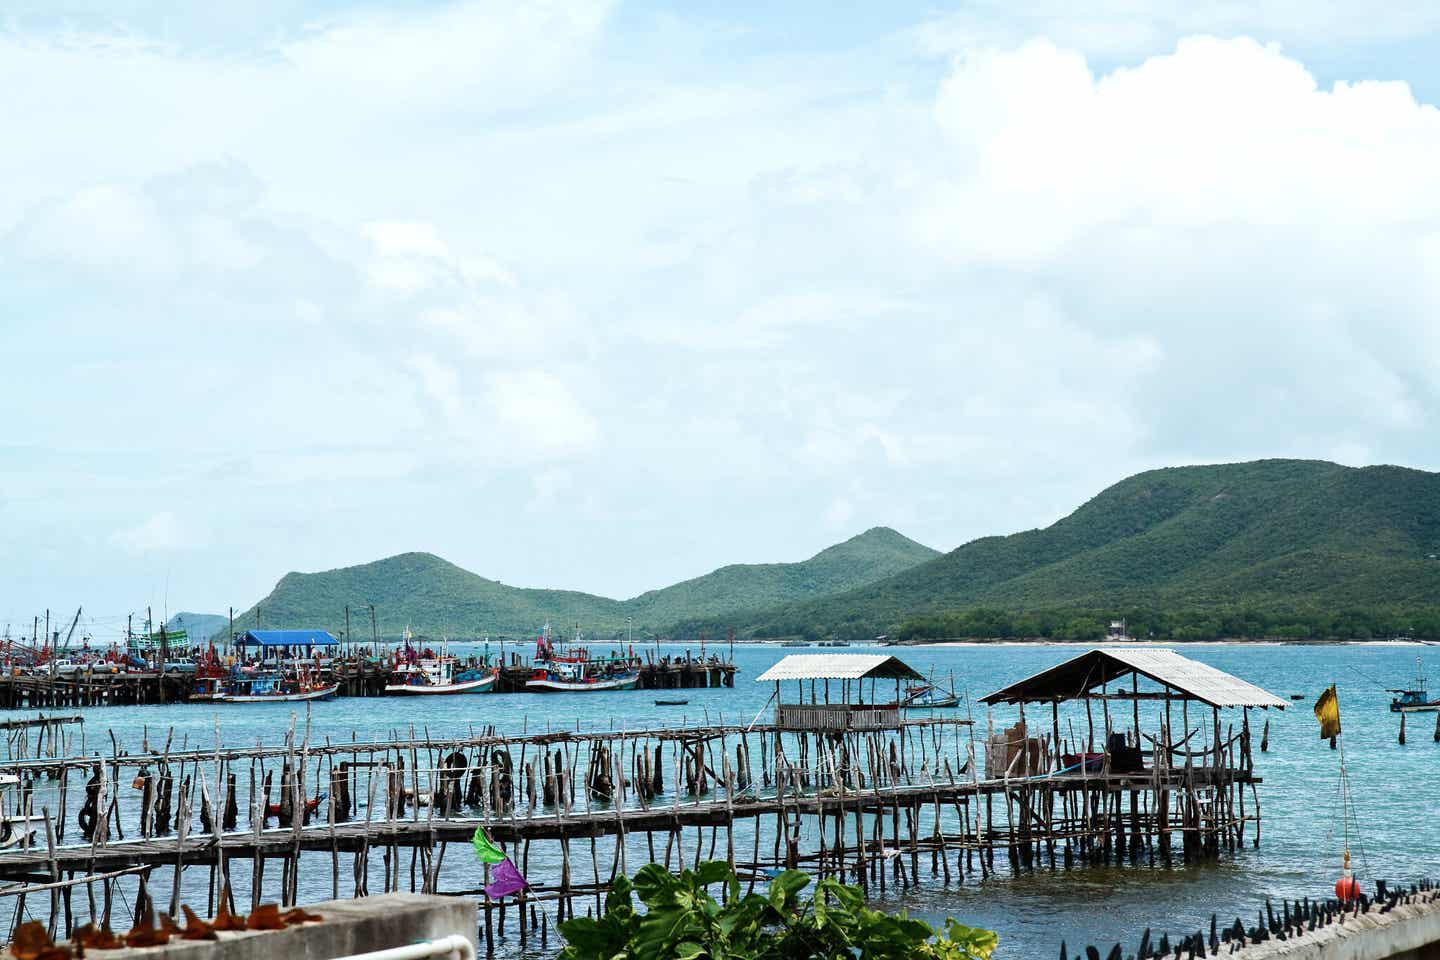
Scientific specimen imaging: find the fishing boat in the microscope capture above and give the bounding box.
[526,662,639,693]
[1388,657,1440,712]
[188,646,231,702]
[190,675,227,703]
[220,670,337,703]
[386,657,497,695]
[655,698,689,706]
[219,629,340,702]
[524,623,641,693]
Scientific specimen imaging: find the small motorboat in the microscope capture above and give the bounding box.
[902,682,960,709]
[1289,693,1305,701]
[655,699,689,706]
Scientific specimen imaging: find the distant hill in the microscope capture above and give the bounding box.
[692,460,1440,641]
[223,527,938,640]
[626,527,938,626]
[163,612,229,641]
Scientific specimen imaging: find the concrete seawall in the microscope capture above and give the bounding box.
[1232,890,1440,960]
[69,893,475,959]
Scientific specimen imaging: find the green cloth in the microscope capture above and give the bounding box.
[472,827,506,864]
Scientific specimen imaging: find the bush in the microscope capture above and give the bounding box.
[558,861,997,960]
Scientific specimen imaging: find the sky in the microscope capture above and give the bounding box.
[4,1,1440,638]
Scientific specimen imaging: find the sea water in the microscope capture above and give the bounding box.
[19,642,1435,958]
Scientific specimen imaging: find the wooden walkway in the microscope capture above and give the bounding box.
[0,766,1256,879]
[0,703,1269,954]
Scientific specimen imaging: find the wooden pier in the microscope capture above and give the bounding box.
[0,655,737,708]
[0,647,1284,955]
[0,672,188,709]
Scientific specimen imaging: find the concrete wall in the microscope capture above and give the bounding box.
[1236,894,1440,960]
[71,893,476,959]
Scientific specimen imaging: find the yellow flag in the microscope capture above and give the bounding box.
[1314,685,1341,739]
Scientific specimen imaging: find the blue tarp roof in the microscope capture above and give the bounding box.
[238,629,338,647]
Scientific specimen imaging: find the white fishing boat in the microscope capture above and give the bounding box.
[525,670,639,693]
[0,774,39,850]
[386,656,496,695]
[0,815,41,850]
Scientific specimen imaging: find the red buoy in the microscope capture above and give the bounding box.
[1335,874,1361,903]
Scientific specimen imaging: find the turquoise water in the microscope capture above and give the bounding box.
[10,642,1435,958]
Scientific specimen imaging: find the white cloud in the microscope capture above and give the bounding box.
[486,370,600,458]
[405,352,464,423]
[277,1,612,108]
[112,511,185,554]
[924,36,1440,262]
[363,222,452,261]
[915,1,1440,59]
[12,185,171,270]
[528,469,573,510]
[824,495,855,529]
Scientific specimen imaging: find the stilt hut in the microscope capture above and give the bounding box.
[757,654,924,731]
[978,647,1287,862]
[981,647,1286,771]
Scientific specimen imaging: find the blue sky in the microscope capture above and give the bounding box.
[4,1,1440,638]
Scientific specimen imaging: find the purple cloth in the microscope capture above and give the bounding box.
[485,858,528,898]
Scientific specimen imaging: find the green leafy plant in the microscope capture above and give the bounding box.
[558,861,997,960]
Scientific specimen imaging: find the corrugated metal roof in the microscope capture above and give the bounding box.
[979,647,1286,709]
[756,653,925,682]
[239,629,338,647]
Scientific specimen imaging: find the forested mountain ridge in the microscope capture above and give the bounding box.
[223,527,938,639]
[680,460,1440,641]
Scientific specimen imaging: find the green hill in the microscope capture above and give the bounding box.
[225,527,937,640]
[163,612,229,640]
[691,460,1440,642]
[626,527,938,625]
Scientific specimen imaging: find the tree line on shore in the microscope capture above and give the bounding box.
[892,605,1440,642]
